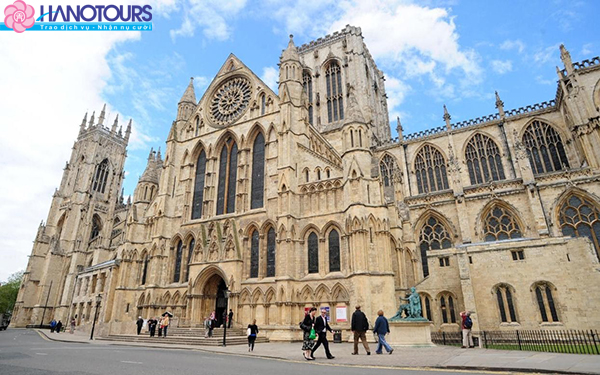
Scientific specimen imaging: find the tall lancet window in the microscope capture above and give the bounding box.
[173,240,183,283]
[522,120,569,174]
[185,238,195,282]
[216,136,238,215]
[415,145,449,194]
[191,150,207,220]
[465,134,505,185]
[92,159,109,193]
[326,61,344,123]
[303,71,314,125]
[328,229,340,272]
[266,227,276,277]
[308,232,319,274]
[251,133,265,209]
[250,229,259,278]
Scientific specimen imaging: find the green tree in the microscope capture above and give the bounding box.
[0,271,24,316]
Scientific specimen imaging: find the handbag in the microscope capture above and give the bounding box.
[247,327,252,336]
[309,328,316,340]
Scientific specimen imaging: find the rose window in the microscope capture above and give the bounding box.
[209,77,252,126]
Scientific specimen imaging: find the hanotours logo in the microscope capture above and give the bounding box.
[4,1,35,33]
[2,1,153,33]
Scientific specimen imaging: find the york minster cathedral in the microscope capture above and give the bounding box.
[12,26,600,338]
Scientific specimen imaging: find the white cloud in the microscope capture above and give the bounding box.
[582,43,593,56]
[169,0,247,41]
[533,44,561,65]
[0,0,172,280]
[385,76,411,120]
[491,60,513,74]
[260,66,279,92]
[500,39,525,54]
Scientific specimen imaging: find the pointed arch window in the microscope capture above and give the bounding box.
[185,238,195,282]
[308,232,319,274]
[216,137,238,215]
[191,150,207,220]
[90,216,101,241]
[303,71,313,125]
[141,254,149,285]
[522,120,569,174]
[261,94,266,115]
[92,159,109,193]
[418,216,452,277]
[534,282,559,322]
[415,145,449,194]
[326,61,344,123]
[328,229,340,272]
[559,194,600,260]
[420,294,433,322]
[465,134,505,184]
[266,227,276,277]
[440,293,457,324]
[173,240,183,283]
[380,154,399,187]
[483,205,522,242]
[495,284,518,323]
[251,133,265,209]
[249,229,259,278]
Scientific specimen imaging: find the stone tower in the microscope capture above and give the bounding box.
[12,105,130,326]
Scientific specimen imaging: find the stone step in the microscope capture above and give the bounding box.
[167,328,246,337]
[97,334,267,347]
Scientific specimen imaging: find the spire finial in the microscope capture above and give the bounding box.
[560,44,574,75]
[443,105,451,130]
[88,111,95,128]
[80,112,88,133]
[495,91,505,118]
[125,119,132,143]
[396,116,403,140]
[111,114,119,133]
[98,103,106,126]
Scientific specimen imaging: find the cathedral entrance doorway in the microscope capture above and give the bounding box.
[201,274,227,327]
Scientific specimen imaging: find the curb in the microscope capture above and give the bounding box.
[33,330,596,375]
[35,329,90,344]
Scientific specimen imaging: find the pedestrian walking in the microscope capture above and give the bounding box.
[460,311,474,348]
[247,319,259,352]
[228,309,234,328]
[373,310,393,354]
[204,316,212,338]
[311,308,335,360]
[350,305,371,355]
[69,318,76,334]
[158,317,163,337]
[301,307,317,360]
[162,314,170,338]
[50,319,56,333]
[210,310,216,329]
[55,320,63,334]
[136,316,144,335]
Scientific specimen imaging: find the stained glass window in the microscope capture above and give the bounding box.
[522,120,569,174]
[465,134,505,185]
[415,145,449,194]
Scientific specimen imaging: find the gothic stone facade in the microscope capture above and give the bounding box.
[12,26,600,338]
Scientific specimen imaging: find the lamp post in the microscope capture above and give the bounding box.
[89,294,102,340]
[222,289,230,347]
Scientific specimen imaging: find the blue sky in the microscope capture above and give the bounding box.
[0,0,598,280]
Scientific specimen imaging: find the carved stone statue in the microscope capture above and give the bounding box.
[390,287,428,321]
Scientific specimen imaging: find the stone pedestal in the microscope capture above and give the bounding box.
[387,321,434,346]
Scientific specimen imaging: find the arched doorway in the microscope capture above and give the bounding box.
[202,274,228,327]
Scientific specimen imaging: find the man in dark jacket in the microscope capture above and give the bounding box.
[373,310,393,354]
[350,305,371,355]
[310,309,335,359]
[136,316,144,335]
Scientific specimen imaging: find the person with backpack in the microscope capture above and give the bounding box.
[460,311,474,348]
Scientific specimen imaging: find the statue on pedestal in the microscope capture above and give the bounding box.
[390,287,428,322]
